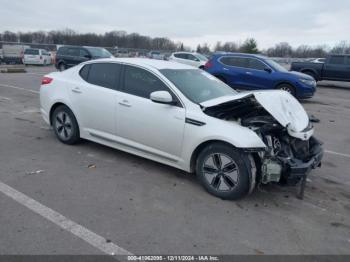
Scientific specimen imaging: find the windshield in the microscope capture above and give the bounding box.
[265,59,288,72]
[160,69,237,103]
[85,47,112,58]
[196,53,209,61]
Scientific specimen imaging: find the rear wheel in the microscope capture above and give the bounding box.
[52,105,80,145]
[196,143,251,200]
[278,83,296,96]
[59,63,66,71]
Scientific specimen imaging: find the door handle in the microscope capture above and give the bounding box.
[119,100,131,107]
[71,87,82,94]
[246,71,253,75]
[223,68,229,71]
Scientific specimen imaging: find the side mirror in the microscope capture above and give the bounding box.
[264,67,272,73]
[150,91,175,105]
[84,54,92,59]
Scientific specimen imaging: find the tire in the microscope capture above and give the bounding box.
[196,143,252,200]
[52,105,80,145]
[277,83,296,96]
[58,63,66,71]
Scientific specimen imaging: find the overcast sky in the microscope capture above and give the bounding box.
[0,0,349,49]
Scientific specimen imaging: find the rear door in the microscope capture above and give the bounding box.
[323,56,349,80]
[69,63,122,136]
[116,65,185,159]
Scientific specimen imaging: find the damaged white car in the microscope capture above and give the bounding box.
[40,58,323,200]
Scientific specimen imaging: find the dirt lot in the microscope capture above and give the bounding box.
[0,65,349,256]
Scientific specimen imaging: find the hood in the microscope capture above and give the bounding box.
[200,90,310,133]
[287,71,314,80]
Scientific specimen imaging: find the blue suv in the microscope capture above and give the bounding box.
[204,53,316,98]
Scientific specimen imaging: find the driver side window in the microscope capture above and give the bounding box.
[123,65,182,107]
[124,65,168,99]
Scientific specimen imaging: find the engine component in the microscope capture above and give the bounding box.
[261,158,282,184]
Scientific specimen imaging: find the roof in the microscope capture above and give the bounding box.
[88,58,196,70]
[213,52,266,59]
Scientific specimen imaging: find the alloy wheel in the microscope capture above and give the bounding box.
[202,153,239,192]
[55,112,73,140]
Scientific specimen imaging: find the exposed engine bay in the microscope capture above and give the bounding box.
[202,93,324,197]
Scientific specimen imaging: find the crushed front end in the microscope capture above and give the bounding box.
[202,92,324,198]
[241,115,323,197]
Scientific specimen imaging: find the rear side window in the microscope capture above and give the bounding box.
[174,53,187,59]
[123,65,168,99]
[247,58,266,70]
[83,63,121,90]
[329,56,345,65]
[79,64,90,81]
[57,47,67,55]
[67,48,79,57]
[24,49,39,55]
[220,56,249,68]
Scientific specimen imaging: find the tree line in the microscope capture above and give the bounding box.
[1,29,349,57]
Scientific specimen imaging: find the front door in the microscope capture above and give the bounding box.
[116,65,185,159]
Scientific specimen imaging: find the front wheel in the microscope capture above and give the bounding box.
[196,143,252,200]
[278,84,296,96]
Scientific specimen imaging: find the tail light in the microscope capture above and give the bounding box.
[204,60,213,69]
[41,77,53,85]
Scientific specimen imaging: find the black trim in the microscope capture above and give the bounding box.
[185,118,206,126]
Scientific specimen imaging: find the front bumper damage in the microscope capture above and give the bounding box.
[260,136,324,199]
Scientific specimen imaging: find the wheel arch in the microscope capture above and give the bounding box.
[190,140,240,173]
[49,102,78,126]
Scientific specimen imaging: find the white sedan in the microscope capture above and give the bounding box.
[40,58,323,200]
[168,52,208,68]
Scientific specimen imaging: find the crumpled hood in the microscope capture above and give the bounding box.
[200,90,310,132]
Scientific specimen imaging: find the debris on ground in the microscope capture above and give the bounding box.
[309,114,320,123]
[26,170,45,175]
[88,164,96,169]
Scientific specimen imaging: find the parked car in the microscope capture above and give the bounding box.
[204,53,317,98]
[2,44,30,64]
[169,52,208,68]
[40,58,323,200]
[310,58,326,63]
[291,55,350,82]
[23,48,51,65]
[55,46,113,71]
[147,51,165,60]
[0,49,3,63]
